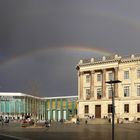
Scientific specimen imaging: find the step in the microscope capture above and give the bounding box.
[82,119,109,124]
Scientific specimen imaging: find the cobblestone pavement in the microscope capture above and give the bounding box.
[0,122,140,140]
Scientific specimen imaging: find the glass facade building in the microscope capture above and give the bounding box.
[0,93,78,121]
[45,96,77,121]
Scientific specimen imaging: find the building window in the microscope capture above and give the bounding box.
[137,104,140,112]
[85,105,89,114]
[124,86,129,97]
[108,72,114,81]
[124,104,129,113]
[86,89,90,96]
[86,89,90,100]
[97,73,102,82]
[86,74,90,83]
[97,88,102,99]
[108,87,112,98]
[137,85,140,96]
[137,69,140,78]
[137,118,140,121]
[108,104,112,113]
[124,71,129,79]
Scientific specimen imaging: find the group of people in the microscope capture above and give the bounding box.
[87,115,95,120]
[44,118,65,127]
[0,116,9,126]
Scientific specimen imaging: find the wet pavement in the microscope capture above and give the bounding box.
[0,122,140,140]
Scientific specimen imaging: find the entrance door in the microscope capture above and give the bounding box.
[95,105,101,118]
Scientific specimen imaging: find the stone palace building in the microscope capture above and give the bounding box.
[76,54,140,121]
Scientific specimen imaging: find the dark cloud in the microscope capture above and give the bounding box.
[0,0,140,96]
[0,49,100,96]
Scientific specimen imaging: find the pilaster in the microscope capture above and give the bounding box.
[102,69,106,98]
[114,67,119,97]
[90,70,95,99]
[79,71,84,100]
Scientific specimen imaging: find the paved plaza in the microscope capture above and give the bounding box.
[0,122,140,140]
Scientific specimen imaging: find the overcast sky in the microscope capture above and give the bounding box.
[1,0,140,97]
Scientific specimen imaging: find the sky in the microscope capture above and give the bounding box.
[1,0,140,97]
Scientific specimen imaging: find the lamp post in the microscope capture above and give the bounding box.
[106,80,122,140]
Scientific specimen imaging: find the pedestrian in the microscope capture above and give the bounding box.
[76,117,80,124]
[45,120,50,127]
[4,117,9,126]
[0,116,4,126]
[85,119,88,124]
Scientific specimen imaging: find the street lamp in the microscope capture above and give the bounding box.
[106,80,122,140]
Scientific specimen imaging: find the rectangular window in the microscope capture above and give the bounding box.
[86,74,90,83]
[137,85,140,96]
[108,104,112,113]
[86,89,90,100]
[108,87,112,98]
[124,71,129,79]
[137,118,140,121]
[97,88,102,99]
[137,104,140,112]
[124,86,129,97]
[85,105,89,114]
[137,69,140,78]
[108,72,114,81]
[97,73,102,82]
[124,104,129,113]
[86,89,90,96]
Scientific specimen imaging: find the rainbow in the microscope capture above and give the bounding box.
[0,46,113,69]
[63,46,112,55]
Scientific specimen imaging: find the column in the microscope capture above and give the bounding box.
[14,99,16,115]
[79,72,84,99]
[50,99,52,120]
[114,67,119,97]
[90,71,95,98]
[66,99,68,120]
[9,99,11,115]
[72,100,75,117]
[24,96,26,116]
[102,69,106,98]
[55,99,58,121]
[30,99,32,118]
[43,101,45,120]
[26,97,28,115]
[60,99,63,119]
[39,100,41,120]
[45,100,47,120]
[36,99,38,119]
[28,98,31,115]
[4,101,6,115]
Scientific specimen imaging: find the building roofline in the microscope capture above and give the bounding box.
[0,92,78,100]
[43,95,78,99]
[0,92,42,99]
[77,53,140,67]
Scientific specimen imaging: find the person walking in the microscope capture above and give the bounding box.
[85,119,88,124]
